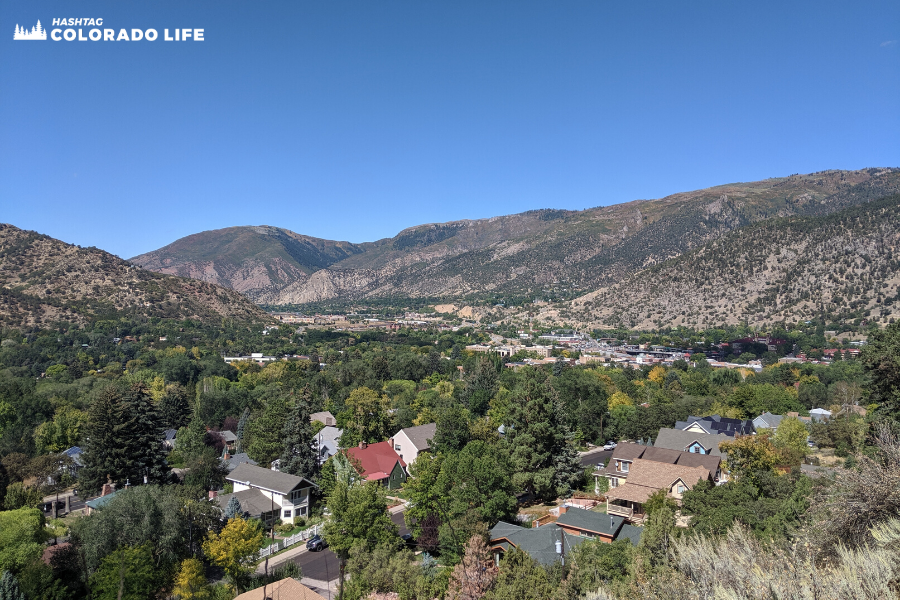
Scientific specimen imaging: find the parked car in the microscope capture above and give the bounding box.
[401,533,415,549]
[306,534,327,551]
[602,441,617,451]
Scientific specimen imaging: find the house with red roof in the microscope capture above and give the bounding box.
[345,441,407,489]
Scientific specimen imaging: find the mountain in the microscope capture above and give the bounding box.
[567,193,900,330]
[0,224,269,328]
[130,168,900,308]
[129,225,364,302]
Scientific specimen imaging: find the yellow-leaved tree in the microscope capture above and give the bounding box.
[648,365,667,386]
[202,517,263,593]
[172,558,210,600]
[607,391,634,409]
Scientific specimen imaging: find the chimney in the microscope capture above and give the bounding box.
[223,451,231,460]
[209,490,218,500]
[388,438,393,448]
[101,483,113,497]
[359,441,367,449]
[558,506,567,515]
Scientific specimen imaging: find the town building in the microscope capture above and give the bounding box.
[218,463,315,525]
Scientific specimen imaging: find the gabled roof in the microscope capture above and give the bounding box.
[676,415,755,437]
[223,452,258,472]
[163,429,177,441]
[625,458,710,489]
[233,577,327,600]
[217,430,238,443]
[62,446,84,467]
[395,423,437,451]
[216,488,273,518]
[753,412,784,430]
[597,442,720,476]
[653,428,729,457]
[345,442,406,481]
[557,507,625,537]
[488,522,586,566]
[227,463,314,494]
[616,523,643,546]
[310,411,337,426]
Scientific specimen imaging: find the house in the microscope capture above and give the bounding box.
[210,430,238,452]
[222,452,258,472]
[752,412,784,431]
[311,411,337,427]
[674,415,755,437]
[390,423,436,465]
[217,463,315,525]
[61,446,84,477]
[232,577,327,600]
[653,428,730,458]
[162,429,177,450]
[605,459,712,522]
[315,426,342,464]
[84,482,121,516]
[594,441,723,491]
[345,441,407,489]
[488,509,641,566]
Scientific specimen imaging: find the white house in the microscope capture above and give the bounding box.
[218,463,316,525]
[390,423,436,465]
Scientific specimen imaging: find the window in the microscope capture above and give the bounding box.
[677,485,685,494]
[621,461,630,473]
[283,509,292,518]
[610,478,618,488]
[395,445,402,451]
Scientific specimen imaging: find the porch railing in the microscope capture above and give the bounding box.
[606,504,634,518]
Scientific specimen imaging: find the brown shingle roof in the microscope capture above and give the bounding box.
[622,458,710,490]
[233,578,327,600]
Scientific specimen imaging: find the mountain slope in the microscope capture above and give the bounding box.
[568,193,900,330]
[130,168,900,305]
[0,224,269,328]
[130,226,364,301]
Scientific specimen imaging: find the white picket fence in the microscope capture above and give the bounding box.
[258,523,320,559]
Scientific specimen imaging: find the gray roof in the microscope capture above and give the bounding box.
[397,423,437,451]
[489,521,586,566]
[316,427,342,463]
[675,415,755,437]
[653,428,729,457]
[227,463,314,494]
[753,412,784,430]
[223,453,258,472]
[63,446,84,467]
[163,429,177,441]
[218,430,238,443]
[616,523,643,546]
[557,507,625,537]
[216,488,274,518]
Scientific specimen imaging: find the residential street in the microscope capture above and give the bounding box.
[256,506,409,599]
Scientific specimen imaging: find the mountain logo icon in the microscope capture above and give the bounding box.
[14,21,47,40]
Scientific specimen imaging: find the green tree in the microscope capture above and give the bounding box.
[120,383,170,486]
[202,517,263,593]
[505,369,581,501]
[432,402,471,455]
[79,385,128,494]
[279,389,319,481]
[0,571,25,600]
[719,431,782,486]
[439,441,517,527]
[89,544,160,600]
[485,548,554,600]
[32,406,88,453]
[462,358,499,416]
[0,508,45,573]
[773,416,810,464]
[558,538,633,599]
[638,505,676,569]
[339,387,393,447]
[2,483,42,511]
[176,416,208,463]
[159,383,192,430]
[323,480,399,600]
[860,320,900,413]
[245,394,290,466]
[403,454,445,540]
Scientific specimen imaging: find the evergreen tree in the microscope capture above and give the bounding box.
[0,571,25,600]
[121,383,170,485]
[462,357,499,416]
[159,383,191,430]
[224,495,243,520]
[505,368,581,501]
[176,417,208,463]
[80,386,128,493]
[235,407,250,453]
[278,389,319,481]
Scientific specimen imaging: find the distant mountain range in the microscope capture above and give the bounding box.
[0,224,268,328]
[130,169,900,324]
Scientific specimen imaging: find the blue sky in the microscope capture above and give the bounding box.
[1,1,898,258]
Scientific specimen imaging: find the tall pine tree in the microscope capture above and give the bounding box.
[279,388,319,481]
[121,383,170,485]
[80,386,129,494]
[505,368,581,501]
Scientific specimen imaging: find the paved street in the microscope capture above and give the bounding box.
[579,448,611,470]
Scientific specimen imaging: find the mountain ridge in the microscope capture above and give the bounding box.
[130,168,900,307]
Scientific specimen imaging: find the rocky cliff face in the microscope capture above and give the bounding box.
[130,168,900,307]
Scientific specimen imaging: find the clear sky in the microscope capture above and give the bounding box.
[1,1,898,258]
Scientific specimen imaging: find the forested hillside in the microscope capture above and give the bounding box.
[573,193,900,330]
[0,224,269,327]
